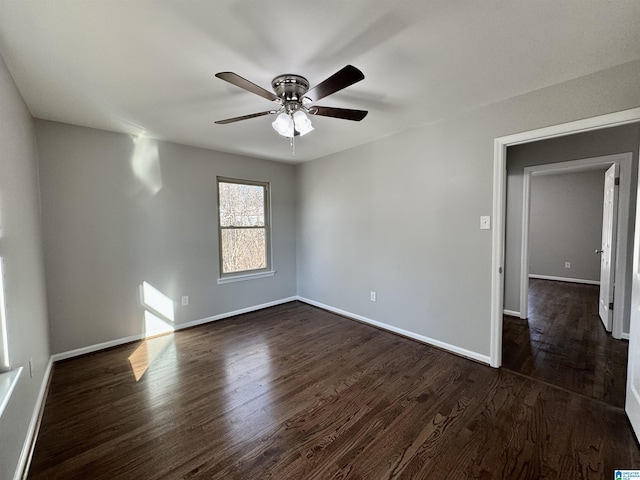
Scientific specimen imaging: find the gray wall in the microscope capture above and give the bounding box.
[529,170,605,281]
[36,121,297,355]
[0,55,50,479]
[504,123,640,317]
[297,60,640,358]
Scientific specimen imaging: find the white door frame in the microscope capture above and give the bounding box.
[490,107,640,367]
[519,153,632,339]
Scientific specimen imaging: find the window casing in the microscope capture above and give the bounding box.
[217,177,271,279]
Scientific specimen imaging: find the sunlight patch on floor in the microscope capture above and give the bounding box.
[128,334,174,382]
[129,281,176,381]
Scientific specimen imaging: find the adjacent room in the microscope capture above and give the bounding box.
[502,125,640,405]
[2,1,640,479]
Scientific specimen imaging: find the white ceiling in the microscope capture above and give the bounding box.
[1,1,640,163]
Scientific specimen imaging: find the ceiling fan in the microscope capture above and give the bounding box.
[214,65,368,139]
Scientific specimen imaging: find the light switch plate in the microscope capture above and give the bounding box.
[480,216,491,230]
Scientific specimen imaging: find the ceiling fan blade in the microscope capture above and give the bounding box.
[309,106,368,121]
[215,110,275,124]
[215,72,279,102]
[305,65,365,102]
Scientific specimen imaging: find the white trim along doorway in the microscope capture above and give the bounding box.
[490,106,640,368]
[519,153,633,340]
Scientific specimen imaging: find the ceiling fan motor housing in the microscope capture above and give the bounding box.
[271,74,309,104]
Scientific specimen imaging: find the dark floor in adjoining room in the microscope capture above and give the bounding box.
[29,300,640,479]
[502,278,628,408]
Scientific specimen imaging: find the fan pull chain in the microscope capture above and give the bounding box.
[290,133,296,156]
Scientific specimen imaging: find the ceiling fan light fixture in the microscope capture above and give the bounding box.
[293,110,314,136]
[215,66,367,149]
[272,112,294,137]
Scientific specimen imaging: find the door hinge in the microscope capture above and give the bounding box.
[609,302,614,310]
[615,177,620,186]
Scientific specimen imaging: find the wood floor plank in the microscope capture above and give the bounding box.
[502,278,628,407]
[28,300,640,479]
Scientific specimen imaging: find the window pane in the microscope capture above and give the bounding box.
[221,228,266,273]
[219,182,265,227]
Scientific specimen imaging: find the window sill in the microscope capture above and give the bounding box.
[0,367,22,418]
[217,270,276,285]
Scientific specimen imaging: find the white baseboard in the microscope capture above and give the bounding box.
[503,309,521,317]
[528,274,600,286]
[296,296,491,365]
[177,296,298,330]
[52,296,298,362]
[51,333,144,362]
[15,357,53,480]
[622,332,630,341]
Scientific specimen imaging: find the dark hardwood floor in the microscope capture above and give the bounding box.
[503,278,629,408]
[29,300,639,479]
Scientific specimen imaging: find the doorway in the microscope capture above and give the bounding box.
[519,153,633,340]
[490,108,640,368]
[503,154,633,405]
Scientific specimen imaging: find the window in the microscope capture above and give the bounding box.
[217,177,271,279]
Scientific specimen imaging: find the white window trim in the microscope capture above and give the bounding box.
[217,177,272,279]
[0,257,9,372]
[0,367,22,418]
[217,270,276,285]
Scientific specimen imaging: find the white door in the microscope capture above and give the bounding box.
[626,168,640,441]
[599,164,619,331]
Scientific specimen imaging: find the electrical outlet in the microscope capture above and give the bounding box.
[565,262,571,269]
[370,291,377,302]
[181,296,189,306]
